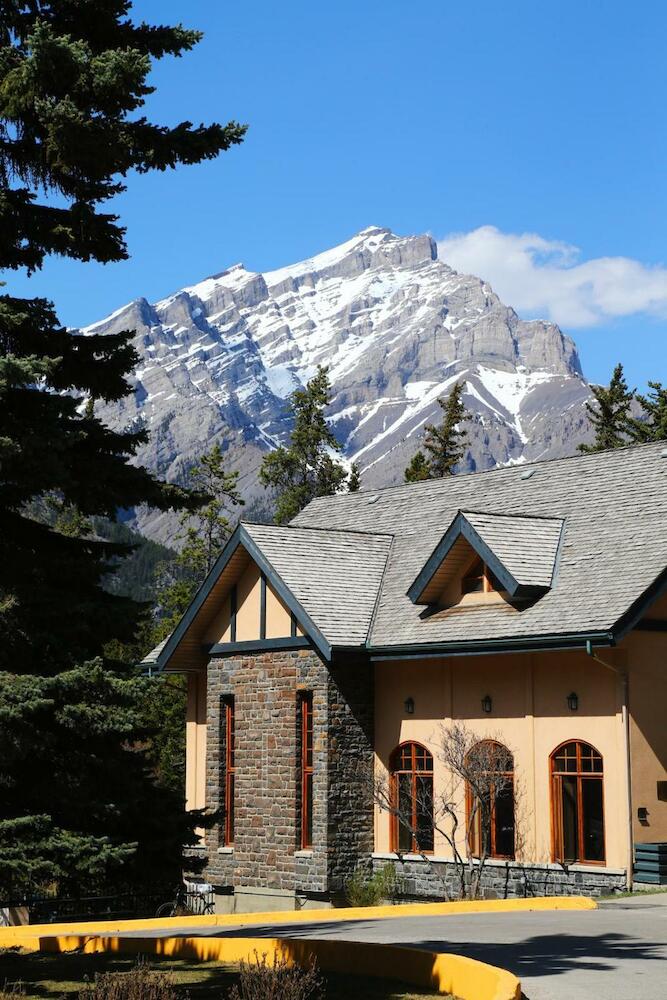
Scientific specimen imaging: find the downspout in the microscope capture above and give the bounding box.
[586,641,634,891]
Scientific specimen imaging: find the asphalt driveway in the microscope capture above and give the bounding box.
[124,894,667,1000]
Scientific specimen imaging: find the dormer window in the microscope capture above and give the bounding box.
[407,510,564,607]
[461,557,501,597]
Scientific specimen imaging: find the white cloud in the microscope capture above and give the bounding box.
[437,226,667,328]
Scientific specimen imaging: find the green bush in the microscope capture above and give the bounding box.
[344,863,400,907]
[228,951,324,1000]
[77,961,177,1000]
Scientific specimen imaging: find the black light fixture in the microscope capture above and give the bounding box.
[404,697,415,715]
[481,694,492,714]
[567,691,579,712]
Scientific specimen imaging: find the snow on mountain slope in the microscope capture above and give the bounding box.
[88,226,593,540]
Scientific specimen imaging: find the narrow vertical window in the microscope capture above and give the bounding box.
[298,692,313,849]
[221,696,235,846]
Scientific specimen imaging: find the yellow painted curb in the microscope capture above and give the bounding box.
[8,933,522,1000]
[0,894,596,948]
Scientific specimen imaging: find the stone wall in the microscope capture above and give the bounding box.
[200,646,374,903]
[373,855,627,899]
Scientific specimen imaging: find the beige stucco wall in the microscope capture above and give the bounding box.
[374,649,629,869]
[204,561,297,644]
[185,669,207,813]
[622,599,667,843]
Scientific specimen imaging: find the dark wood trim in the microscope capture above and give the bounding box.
[389,741,434,855]
[155,523,333,670]
[229,585,237,644]
[370,631,616,660]
[290,612,298,638]
[259,572,267,640]
[466,740,515,861]
[298,691,314,850]
[550,740,606,866]
[221,696,235,847]
[613,566,667,641]
[635,618,667,632]
[206,636,311,656]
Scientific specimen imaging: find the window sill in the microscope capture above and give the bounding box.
[217,846,234,855]
[294,850,313,858]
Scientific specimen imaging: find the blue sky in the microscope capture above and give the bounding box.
[10,0,667,388]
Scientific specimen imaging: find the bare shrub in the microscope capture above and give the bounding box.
[227,951,324,1000]
[77,961,177,1000]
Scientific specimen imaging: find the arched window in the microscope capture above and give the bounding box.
[390,742,434,854]
[466,740,515,860]
[551,741,605,864]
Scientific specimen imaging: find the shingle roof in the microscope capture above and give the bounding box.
[292,441,667,650]
[242,522,392,647]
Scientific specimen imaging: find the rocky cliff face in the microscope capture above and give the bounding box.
[87,226,592,540]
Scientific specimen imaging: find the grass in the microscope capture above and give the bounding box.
[600,886,667,900]
[0,950,450,1000]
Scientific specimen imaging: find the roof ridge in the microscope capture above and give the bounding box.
[245,518,394,540]
[366,535,395,647]
[309,439,666,507]
[460,508,565,523]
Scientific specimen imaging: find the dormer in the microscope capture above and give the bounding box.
[407,510,564,609]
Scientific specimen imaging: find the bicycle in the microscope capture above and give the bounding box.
[155,882,214,918]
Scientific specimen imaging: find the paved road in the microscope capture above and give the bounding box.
[125,895,667,1000]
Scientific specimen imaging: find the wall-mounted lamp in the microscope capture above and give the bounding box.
[567,691,579,712]
[404,697,415,715]
[481,694,492,714]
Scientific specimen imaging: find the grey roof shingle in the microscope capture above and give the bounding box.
[291,441,667,649]
[462,511,563,590]
[242,522,393,647]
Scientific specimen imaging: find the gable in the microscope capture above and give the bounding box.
[408,510,564,605]
[150,521,393,671]
[204,559,302,645]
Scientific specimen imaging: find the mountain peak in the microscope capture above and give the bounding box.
[89,227,591,543]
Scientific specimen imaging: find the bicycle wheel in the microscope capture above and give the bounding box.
[155,901,175,919]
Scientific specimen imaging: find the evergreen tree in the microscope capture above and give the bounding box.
[423,381,469,477]
[348,462,361,493]
[260,366,351,523]
[0,663,203,898]
[0,2,245,897]
[156,443,243,637]
[627,381,667,443]
[0,4,246,671]
[578,363,634,453]
[404,381,469,481]
[404,450,431,483]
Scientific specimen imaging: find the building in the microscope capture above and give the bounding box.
[147,441,667,911]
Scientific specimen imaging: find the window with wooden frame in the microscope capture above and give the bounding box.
[390,742,434,854]
[461,556,501,596]
[298,692,313,850]
[466,740,515,860]
[551,741,605,864]
[221,696,235,847]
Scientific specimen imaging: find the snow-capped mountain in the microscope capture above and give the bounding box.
[88,226,593,540]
